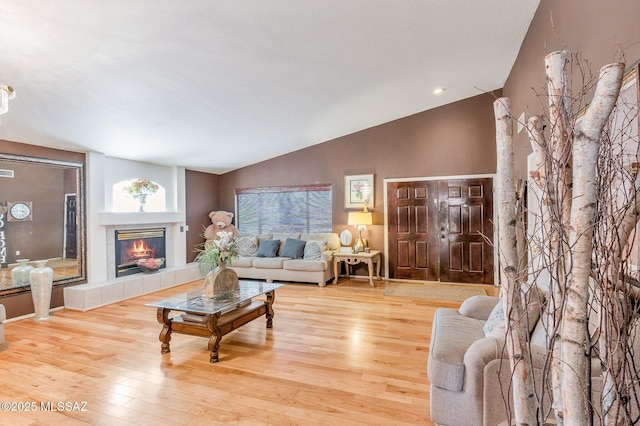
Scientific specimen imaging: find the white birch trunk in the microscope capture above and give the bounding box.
[563,62,625,426]
[495,97,537,425]
[530,50,575,424]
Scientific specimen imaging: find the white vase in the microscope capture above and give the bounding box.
[11,259,33,287]
[137,194,147,212]
[203,261,239,299]
[30,260,53,321]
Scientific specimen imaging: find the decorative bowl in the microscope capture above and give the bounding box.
[136,257,164,273]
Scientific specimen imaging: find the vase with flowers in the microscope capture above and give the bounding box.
[123,178,159,212]
[195,231,239,299]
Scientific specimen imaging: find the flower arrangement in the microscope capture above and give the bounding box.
[195,231,238,275]
[123,178,159,198]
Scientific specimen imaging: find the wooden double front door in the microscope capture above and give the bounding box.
[387,177,494,284]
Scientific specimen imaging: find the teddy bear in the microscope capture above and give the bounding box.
[204,211,239,245]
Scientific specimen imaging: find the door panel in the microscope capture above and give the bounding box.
[387,181,438,280]
[387,177,494,284]
[439,178,494,284]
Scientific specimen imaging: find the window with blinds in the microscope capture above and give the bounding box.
[235,184,332,234]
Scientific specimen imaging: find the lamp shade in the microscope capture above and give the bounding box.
[348,211,373,226]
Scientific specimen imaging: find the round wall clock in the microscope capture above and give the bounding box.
[7,201,33,222]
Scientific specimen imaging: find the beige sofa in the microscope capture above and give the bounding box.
[229,232,340,287]
[0,304,5,345]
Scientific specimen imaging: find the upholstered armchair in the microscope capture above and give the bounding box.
[428,294,551,426]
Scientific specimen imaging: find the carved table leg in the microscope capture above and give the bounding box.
[157,308,172,354]
[367,258,375,287]
[265,291,275,328]
[205,313,222,363]
[333,258,340,284]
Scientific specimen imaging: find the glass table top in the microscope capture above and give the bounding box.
[146,281,283,315]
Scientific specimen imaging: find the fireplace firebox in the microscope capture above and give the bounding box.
[115,228,166,277]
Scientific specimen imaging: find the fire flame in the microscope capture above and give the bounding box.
[129,240,153,258]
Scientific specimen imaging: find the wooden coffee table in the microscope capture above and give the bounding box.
[146,281,283,363]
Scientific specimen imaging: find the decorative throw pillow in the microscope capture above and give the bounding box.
[303,240,328,261]
[236,236,258,257]
[281,238,306,259]
[256,239,280,258]
[483,299,506,337]
[483,291,543,338]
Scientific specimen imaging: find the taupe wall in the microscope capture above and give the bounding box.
[217,90,501,257]
[185,170,219,262]
[503,0,640,179]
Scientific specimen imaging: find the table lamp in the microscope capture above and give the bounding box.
[348,208,373,253]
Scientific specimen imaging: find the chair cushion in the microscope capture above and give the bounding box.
[281,238,306,259]
[428,308,486,392]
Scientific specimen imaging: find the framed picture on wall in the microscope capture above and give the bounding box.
[344,174,374,209]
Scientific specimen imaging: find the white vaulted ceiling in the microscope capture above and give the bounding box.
[0,1,540,173]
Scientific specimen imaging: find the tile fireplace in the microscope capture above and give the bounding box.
[115,228,166,277]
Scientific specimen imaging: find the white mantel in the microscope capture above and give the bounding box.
[98,211,185,226]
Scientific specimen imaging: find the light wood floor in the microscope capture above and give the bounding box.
[0,278,498,425]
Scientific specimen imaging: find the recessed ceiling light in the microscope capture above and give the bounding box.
[433,87,445,95]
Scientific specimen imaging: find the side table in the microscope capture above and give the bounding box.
[333,249,381,287]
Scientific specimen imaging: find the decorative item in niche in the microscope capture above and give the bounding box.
[344,174,373,209]
[122,178,159,212]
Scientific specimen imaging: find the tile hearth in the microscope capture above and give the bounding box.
[64,263,201,311]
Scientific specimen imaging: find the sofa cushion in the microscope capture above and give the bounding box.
[303,240,328,260]
[428,308,486,391]
[252,257,289,269]
[281,238,306,259]
[231,256,255,268]
[283,259,328,272]
[301,233,340,251]
[236,236,259,257]
[272,233,302,255]
[257,239,280,257]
